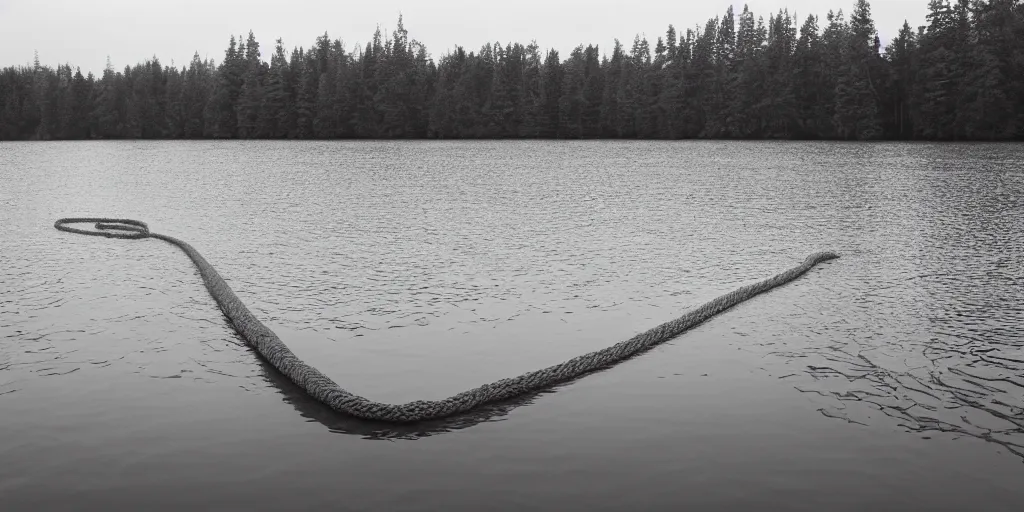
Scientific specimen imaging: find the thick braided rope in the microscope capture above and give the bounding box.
[55,218,840,423]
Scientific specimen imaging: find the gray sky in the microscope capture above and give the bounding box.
[1,0,927,74]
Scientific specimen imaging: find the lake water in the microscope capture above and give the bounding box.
[1,141,1022,511]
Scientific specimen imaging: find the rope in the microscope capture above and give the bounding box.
[55,217,840,423]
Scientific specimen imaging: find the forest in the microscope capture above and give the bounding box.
[1,0,1022,141]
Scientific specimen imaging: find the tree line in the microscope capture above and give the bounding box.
[1,0,1022,141]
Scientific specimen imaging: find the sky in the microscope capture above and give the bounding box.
[0,0,928,74]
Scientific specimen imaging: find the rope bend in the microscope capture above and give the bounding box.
[55,217,840,423]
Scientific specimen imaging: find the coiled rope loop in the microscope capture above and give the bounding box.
[55,218,151,239]
[56,217,839,423]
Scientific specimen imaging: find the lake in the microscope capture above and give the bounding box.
[1,141,1022,511]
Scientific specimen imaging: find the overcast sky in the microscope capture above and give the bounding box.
[1,0,928,74]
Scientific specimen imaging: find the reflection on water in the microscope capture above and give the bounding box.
[263,354,555,440]
[1,140,1023,510]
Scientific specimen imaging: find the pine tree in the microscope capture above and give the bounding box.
[819,10,849,138]
[727,5,761,137]
[164,65,185,138]
[519,42,543,137]
[293,51,316,138]
[69,67,92,138]
[484,44,514,137]
[92,58,122,138]
[688,19,718,137]
[581,45,604,138]
[236,31,265,138]
[205,36,245,138]
[258,40,289,138]
[885,21,918,139]
[182,53,211,138]
[539,49,562,137]
[375,19,414,137]
[600,40,625,136]
[705,6,736,137]
[558,46,585,138]
[959,0,1017,139]
[833,0,882,140]
[915,0,966,139]
[428,48,461,138]
[312,72,335,138]
[354,33,383,137]
[762,10,798,138]
[631,36,657,138]
[146,59,167,138]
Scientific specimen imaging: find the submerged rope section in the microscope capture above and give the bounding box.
[56,217,839,423]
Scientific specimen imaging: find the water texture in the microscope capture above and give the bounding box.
[1,141,1022,511]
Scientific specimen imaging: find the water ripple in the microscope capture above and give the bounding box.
[1,141,1023,509]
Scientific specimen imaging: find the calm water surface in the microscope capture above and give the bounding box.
[1,141,1023,511]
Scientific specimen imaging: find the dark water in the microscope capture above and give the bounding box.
[1,141,1022,511]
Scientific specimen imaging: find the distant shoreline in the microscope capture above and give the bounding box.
[2,1,1022,142]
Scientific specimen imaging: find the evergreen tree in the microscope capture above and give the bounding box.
[182,53,212,138]
[258,40,290,138]
[705,6,736,136]
[558,46,585,138]
[68,67,93,138]
[205,36,245,137]
[833,0,882,140]
[819,10,848,138]
[690,18,719,137]
[959,0,1017,139]
[915,0,971,139]
[293,50,316,138]
[236,31,265,138]
[539,49,562,137]
[92,58,122,138]
[484,44,514,137]
[581,45,604,137]
[885,21,918,139]
[164,64,185,138]
[519,42,544,137]
[727,5,762,137]
[762,10,798,138]
[600,40,625,136]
